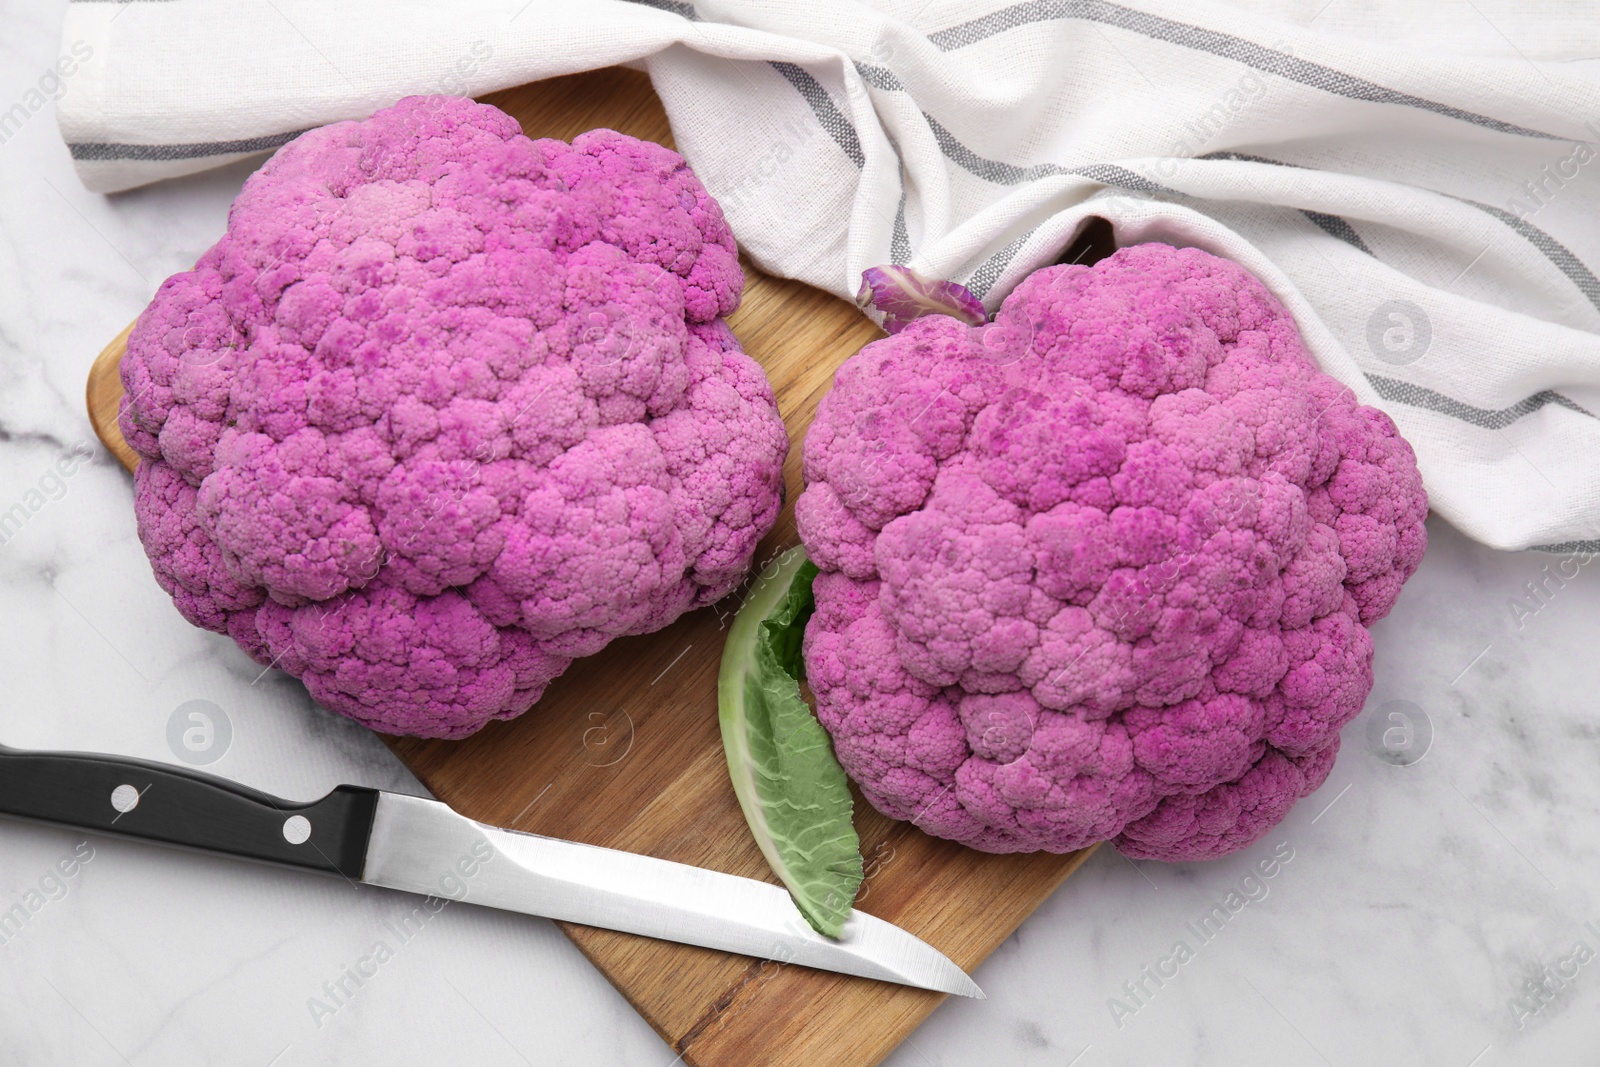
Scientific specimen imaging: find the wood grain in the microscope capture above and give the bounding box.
[85,67,1098,1067]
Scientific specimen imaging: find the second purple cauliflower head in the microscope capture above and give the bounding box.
[798,244,1426,861]
[122,96,788,738]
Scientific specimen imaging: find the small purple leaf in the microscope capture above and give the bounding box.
[855,265,987,334]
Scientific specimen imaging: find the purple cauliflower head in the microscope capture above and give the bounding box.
[798,244,1426,861]
[121,96,788,738]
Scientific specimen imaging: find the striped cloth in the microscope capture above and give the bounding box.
[56,0,1600,552]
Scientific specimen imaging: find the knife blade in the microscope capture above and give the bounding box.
[0,743,981,998]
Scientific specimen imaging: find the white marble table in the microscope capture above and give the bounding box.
[4,4,1599,1064]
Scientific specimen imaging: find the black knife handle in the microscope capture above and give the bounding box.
[0,744,379,881]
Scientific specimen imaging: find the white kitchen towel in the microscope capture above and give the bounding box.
[51,0,1600,553]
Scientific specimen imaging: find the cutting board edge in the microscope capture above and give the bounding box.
[87,320,140,474]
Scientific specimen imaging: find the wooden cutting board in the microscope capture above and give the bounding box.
[85,68,1098,1067]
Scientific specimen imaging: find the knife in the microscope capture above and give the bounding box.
[0,743,981,998]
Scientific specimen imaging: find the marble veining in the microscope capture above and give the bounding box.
[4,2,1600,1063]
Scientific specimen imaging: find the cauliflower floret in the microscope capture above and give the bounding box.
[122,96,788,738]
[799,244,1426,861]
